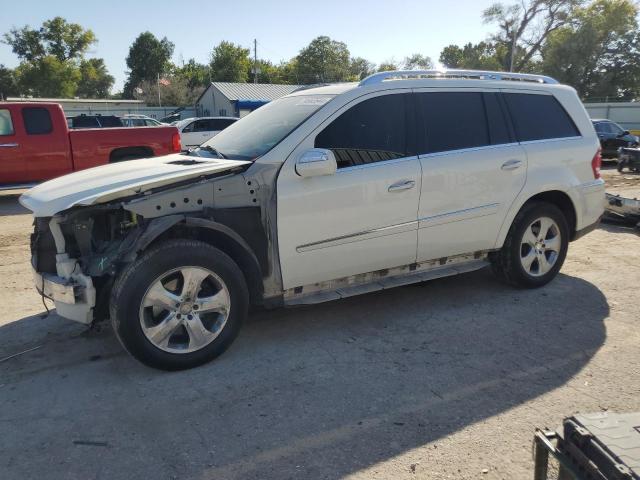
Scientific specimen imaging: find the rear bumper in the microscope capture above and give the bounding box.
[33,269,95,325]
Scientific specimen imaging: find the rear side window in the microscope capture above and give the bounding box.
[212,118,236,130]
[503,93,579,142]
[315,94,409,168]
[23,107,53,135]
[0,109,14,135]
[417,92,508,154]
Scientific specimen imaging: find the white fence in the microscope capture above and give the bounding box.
[584,102,640,131]
[62,105,197,121]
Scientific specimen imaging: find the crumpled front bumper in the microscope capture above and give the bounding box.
[33,268,95,325]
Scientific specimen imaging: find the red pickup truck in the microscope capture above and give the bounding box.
[0,102,181,188]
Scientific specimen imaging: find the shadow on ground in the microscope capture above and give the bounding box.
[0,192,29,216]
[0,268,608,479]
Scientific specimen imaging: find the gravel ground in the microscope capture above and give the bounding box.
[0,168,639,480]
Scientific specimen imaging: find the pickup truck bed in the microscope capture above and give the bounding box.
[0,102,180,187]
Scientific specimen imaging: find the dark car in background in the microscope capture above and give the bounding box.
[592,119,639,158]
[67,114,124,129]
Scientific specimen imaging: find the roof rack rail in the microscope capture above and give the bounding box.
[358,69,559,86]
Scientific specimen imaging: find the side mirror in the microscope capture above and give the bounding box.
[295,148,337,178]
[622,130,631,136]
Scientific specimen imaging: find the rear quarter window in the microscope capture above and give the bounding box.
[503,93,580,142]
[23,107,53,135]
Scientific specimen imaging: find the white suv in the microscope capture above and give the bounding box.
[21,70,605,370]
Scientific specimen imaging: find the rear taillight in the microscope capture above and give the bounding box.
[171,132,181,152]
[591,147,602,179]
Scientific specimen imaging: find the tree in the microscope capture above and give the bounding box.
[0,65,18,99]
[14,55,81,97]
[483,0,582,71]
[402,53,433,70]
[76,58,114,98]
[135,76,204,106]
[209,41,251,82]
[541,0,640,99]
[377,61,399,72]
[124,32,174,98]
[2,17,113,98]
[349,57,376,80]
[3,16,95,62]
[439,42,504,70]
[175,59,210,89]
[295,36,351,83]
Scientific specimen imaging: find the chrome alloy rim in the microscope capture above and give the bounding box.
[520,216,562,277]
[139,267,231,353]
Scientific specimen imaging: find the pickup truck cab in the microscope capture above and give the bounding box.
[20,70,605,370]
[0,102,181,189]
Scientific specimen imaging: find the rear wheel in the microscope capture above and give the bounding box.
[110,239,248,370]
[491,202,569,288]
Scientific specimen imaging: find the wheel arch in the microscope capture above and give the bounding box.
[496,189,579,248]
[133,216,264,306]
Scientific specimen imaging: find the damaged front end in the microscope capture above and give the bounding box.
[605,193,640,229]
[31,208,146,324]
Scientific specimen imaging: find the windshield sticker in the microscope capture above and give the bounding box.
[295,97,331,106]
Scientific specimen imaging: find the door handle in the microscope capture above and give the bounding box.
[501,159,523,171]
[388,180,416,192]
[0,143,19,148]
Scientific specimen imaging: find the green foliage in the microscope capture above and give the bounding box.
[124,32,174,98]
[3,16,95,62]
[439,42,504,70]
[77,58,114,98]
[541,0,640,99]
[295,36,351,83]
[0,65,18,99]
[349,57,376,80]
[377,61,399,72]
[2,17,112,98]
[175,59,210,89]
[134,76,205,107]
[14,55,81,97]
[402,53,433,70]
[209,41,251,82]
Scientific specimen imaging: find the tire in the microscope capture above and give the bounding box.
[491,202,569,288]
[110,239,248,370]
[617,161,625,173]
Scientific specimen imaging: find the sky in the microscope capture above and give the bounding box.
[0,0,498,92]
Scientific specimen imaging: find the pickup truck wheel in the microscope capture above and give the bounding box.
[491,202,569,288]
[110,239,248,370]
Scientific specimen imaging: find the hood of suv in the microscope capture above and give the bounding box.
[20,154,250,217]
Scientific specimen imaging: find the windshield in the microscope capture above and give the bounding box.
[199,95,335,160]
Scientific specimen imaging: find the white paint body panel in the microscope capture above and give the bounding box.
[277,156,421,289]
[416,143,527,261]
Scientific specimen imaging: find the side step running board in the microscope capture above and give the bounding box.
[285,258,490,306]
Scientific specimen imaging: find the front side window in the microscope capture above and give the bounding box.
[0,109,14,136]
[416,92,494,154]
[315,94,409,168]
[23,107,53,135]
[503,93,580,142]
[608,122,624,135]
[182,121,196,133]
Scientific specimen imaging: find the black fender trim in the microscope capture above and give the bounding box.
[130,214,264,305]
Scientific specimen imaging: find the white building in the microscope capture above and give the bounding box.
[195,82,302,118]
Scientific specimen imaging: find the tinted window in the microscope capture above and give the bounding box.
[23,107,53,134]
[182,121,195,133]
[315,94,408,168]
[193,119,212,132]
[417,92,491,154]
[0,109,14,135]
[71,115,99,128]
[212,118,236,130]
[503,93,579,142]
[593,122,607,134]
[98,116,123,127]
[608,121,624,135]
[484,92,512,145]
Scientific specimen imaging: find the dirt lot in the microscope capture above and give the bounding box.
[1,168,639,480]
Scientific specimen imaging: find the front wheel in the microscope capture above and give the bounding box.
[110,239,248,370]
[491,202,569,288]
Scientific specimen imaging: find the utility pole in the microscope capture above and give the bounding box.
[157,73,162,107]
[253,39,258,84]
[510,26,517,72]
